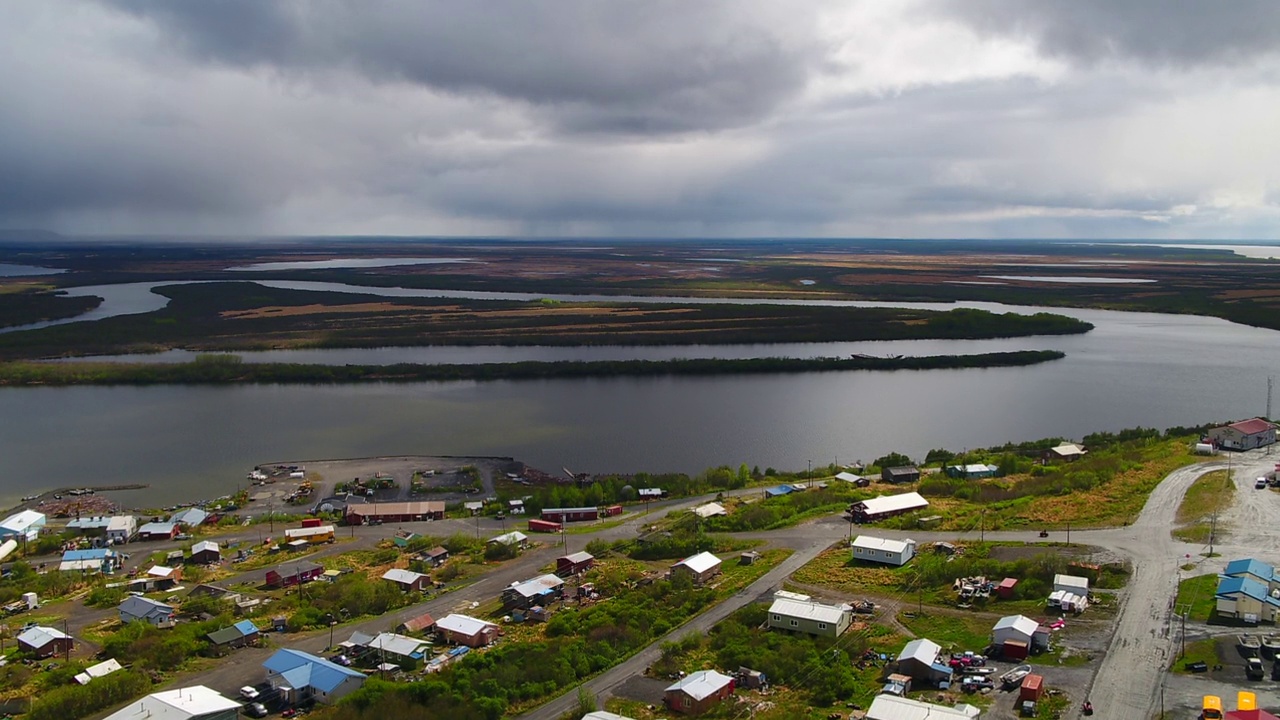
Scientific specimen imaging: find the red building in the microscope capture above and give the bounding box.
[602,505,623,517]
[556,551,595,576]
[528,519,562,533]
[265,560,325,588]
[345,501,445,525]
[665,670,735,715]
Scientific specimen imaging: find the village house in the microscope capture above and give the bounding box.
[106,515,137,544]
[74,658,123,685]
[1208,418,1277,451]
[266,560,325,588]
[420,545,450,566]
[992,614,1049,657]
[17,626,73,658]
[1044,442,1087,462]
[556,551,595,576]
[945,463,998,479]
[119,596,176,627]
[502,574,565,611]
[59,548,120,574]
[1223,558,1280,593]
[488,531,528,548]
[1216,575,1280,623]
[382,568,432,592]
[66,516,113,535]
[344,500,446,525]
[835,471,870,486]
[766,593,852,637]
[664,669,735,715]
[346,631,430,665]
[171,507,208,527]
[671,551,723,585]
[0,510,46,542]
[895,638,952,684]
[137,521,179,541]
[851,535,916,566]
[881,466,920,484]
[190,540,221,565]
[436,613,500,648]
[102,686,241,720]
[866,695,980,720]
[847,491,929,523]
[263,649,367,705]
[206,619,260,649]
[398,612,437,635]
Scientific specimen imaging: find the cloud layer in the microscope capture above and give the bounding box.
[0,1,1277,239]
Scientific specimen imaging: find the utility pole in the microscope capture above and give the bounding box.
[808,459,812,488]
[1066,521,1070,547]
[980,510,985,543]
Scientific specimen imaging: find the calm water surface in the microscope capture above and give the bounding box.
[1,278,1277,507]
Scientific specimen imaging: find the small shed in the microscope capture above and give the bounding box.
[17,626,72,659]
[421,546,450,566]
[556,551,595,576]
[382,568,431,592]
[1053,573,1090,595]
[399,612,437,635]
[190,540,221,565]
[664,670,735,715]
[996,577,1018,599]
[737,667,767,690]
[896,638,952,683]
[881,466,920,484]
[992,615,1039,648]
[671,551,722,585]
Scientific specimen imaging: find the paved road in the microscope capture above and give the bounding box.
[516,538,831,720]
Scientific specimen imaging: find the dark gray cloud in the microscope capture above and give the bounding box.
[99,0,814,134]
[938,0,1280,67]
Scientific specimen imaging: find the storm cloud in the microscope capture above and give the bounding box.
[0,1,1278,238]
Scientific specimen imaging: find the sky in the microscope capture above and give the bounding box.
[1,1,1279,240]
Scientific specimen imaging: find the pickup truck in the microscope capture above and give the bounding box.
[1247,657,1265,680]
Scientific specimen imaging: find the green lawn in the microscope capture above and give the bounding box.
[1172,469,1232,543]
[1177,574,1220,623]
[896,611,992,653]
[1170,637,1218,672]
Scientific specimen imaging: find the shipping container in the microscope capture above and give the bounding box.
[528,519,563,533]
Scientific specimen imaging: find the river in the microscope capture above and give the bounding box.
[1,275,1278,509]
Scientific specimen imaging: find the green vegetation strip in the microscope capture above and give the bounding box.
[0,350,1065,386]
[1172,469,1233,543]
[1176,573,1220,623]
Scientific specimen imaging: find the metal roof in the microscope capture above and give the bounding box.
[559,551,593,564]
[866,694,980,720]
[674,551,722,574]
[0,510,45,533]
[665,669,734,700]
[1053,573,1090,590]
[993,614,1039,637]
[855,492,929,516]
[284,525,334,538]
[508,574,564,598]
[852,535,914,554]
[897,638,941,664]
[170,508,207,526]
[692,502,726,518]
[1225,558,1276,581]
[437,613,497,637]
[345,501,446,516]
[17,625,69,648]
[102,686,242,720]
[74,658,123,685]
[382,568,428,585]
[768,597,849,625]
[366,632,430,659]
[1230,418,1275,435]
[191,540,219,554]
[489,531,528,545]
[263,649,366,693]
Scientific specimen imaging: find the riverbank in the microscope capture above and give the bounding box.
[0,350,1065,385]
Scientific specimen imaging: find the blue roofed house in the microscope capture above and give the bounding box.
[263,649,366,705]
[764,485,794,498]
[171,507,208,528]
[0,510,46,542]
[59,548,120,574]
[1218,559,1280,623]
[119,596,176,628]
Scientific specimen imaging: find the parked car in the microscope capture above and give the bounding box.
[1257,478,1268,489]
[239,686,260,700]
[1247,657,1265,680]
[961,676,994,692]
[243,703,268,718]
[329,654,352,666]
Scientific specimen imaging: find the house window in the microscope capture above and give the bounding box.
[790,619,798,627]
[819,623,827,630]
[772,615,781,621]
[683,697,691,708]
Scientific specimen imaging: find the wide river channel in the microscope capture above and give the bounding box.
[1,276,1277,508]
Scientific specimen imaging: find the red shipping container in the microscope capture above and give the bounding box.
[603,505,623,517]
[302,518,323,528]
[1019,674,1044,702]
[528,519,563,533]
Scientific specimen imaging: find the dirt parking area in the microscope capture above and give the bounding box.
[260,455,522,504]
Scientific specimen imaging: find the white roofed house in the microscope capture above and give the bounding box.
[767,596,852,638]
[17,626,73,658]
[381,568,431,592]
[102,686,242,720]
[992,614,1049,651]
[851,535,916,566]
[106,515,137,544]
[488,531,528,547]
[664,669,735,715]
[190,540,221,564]
[848,491,929,524]
[346,631,430,666]
[502,573,565,611]
[436,613,500,648]
[866,695,980,720]
[670,551,723,584]
[0,510,45,542]
[895,638,952,684]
